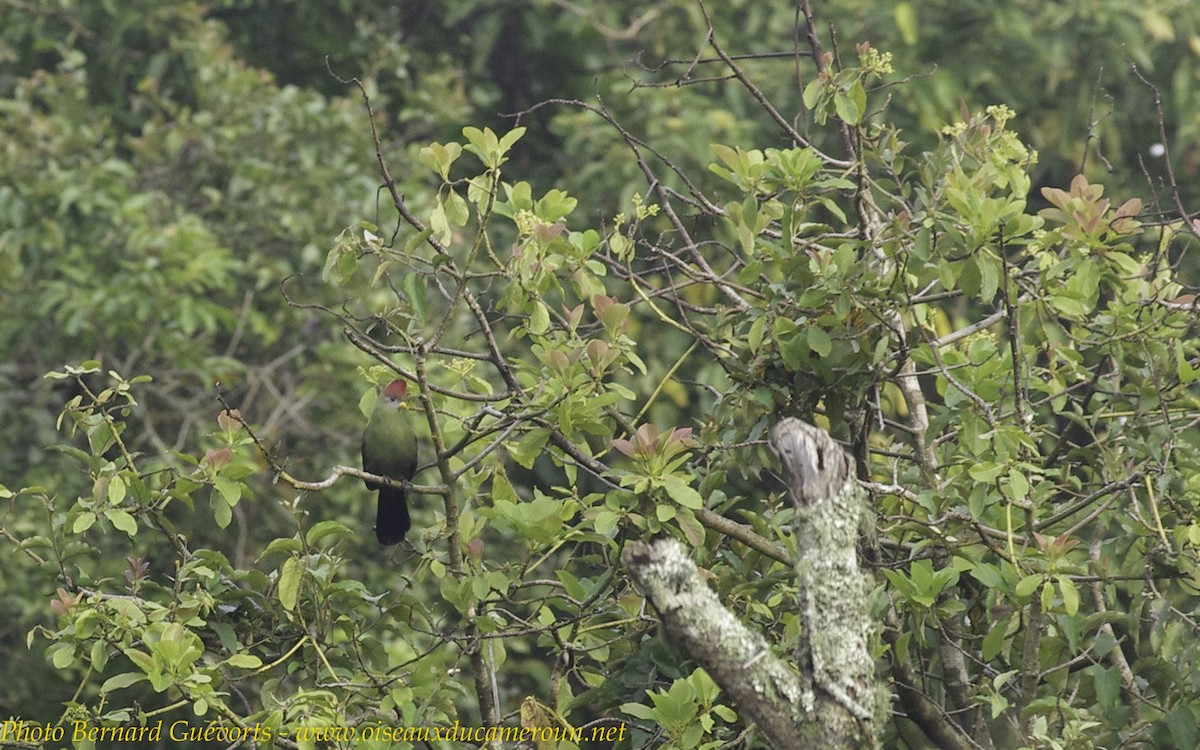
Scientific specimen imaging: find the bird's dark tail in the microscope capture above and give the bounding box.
[375,487,410,545]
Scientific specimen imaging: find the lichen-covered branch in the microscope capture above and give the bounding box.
[623,418,884,749]
[769,418,885,747]
[622,539,808,750]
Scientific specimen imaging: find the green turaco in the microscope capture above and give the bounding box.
[361,379,418,545]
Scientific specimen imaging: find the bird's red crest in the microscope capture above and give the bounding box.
[383,379,408,401]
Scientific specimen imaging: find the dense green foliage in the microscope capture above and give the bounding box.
[4,2,1200,749]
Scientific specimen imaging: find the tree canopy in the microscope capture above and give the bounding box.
[4,1,1200,749]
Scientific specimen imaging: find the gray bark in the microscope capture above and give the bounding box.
[622,418,884,749]
[770,417,885,746]
[623,538,810,750]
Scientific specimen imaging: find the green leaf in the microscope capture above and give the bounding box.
[463,125,523,169]
[1093,666,1121,711]
[712,704,738,723]
[988,688,1011,719]
[655,678,700,726]
[212,494,233,529]
[1056,574,1080,616]
[594,509,620,535]
[124,649,152,673]
[747,316,766,353]
[462,125,495,155]
[849,79,867,121]
[497,126,527,153]
[802,78,825,110]
[1177,341,1197,384]
[429,201,451,245]
[661,476,703,509]
[815,195,847,223]
[278,557,302,612]
[439,576,474,613]
[834,82,866,125]
[260,538,302,560]
[968,462,1004,483]
[337,246,357,282]
[675,507,706,547]
[529,300,550,335]
[1048,293,1086,318]
[444,190,470,226]
[213,477,242,506]
[402,271,428,323]
[555,569,587,601]
[493,494,568,544]
[1004,468,1029,501]
[970,562,1007,590]
[806,327,833,357]
[105,509,138,538]
[100,672,145,693]
[833,93,857,125]
[91,640,109,672]
[1015,574,1043,598]
[108,475,126,504]
[620,702,656,721]
[882,568,916,598]
[418,141,463,180]
[710,143,741,173]
[492,469,519,504]
[512,428,551,469]
[977,254,1000,301]
[74,511,97,534]
[52,644,75,669]
[225,653,263,669]
[305,520,351,548]
[1167,706,1198,749]
[405,227,434,254]
[982,615,1009,661]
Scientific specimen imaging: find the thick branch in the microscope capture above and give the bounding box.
[695,507,793,565]
[1017,586,1043,736]
[624,420,885,749]
[769,418,884,746]
[622,538,808,750]
[883,623,974,750]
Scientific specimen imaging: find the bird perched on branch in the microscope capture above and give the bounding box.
[361,379,418,545]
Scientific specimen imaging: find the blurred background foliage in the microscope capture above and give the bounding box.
[3,0,1200,747]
